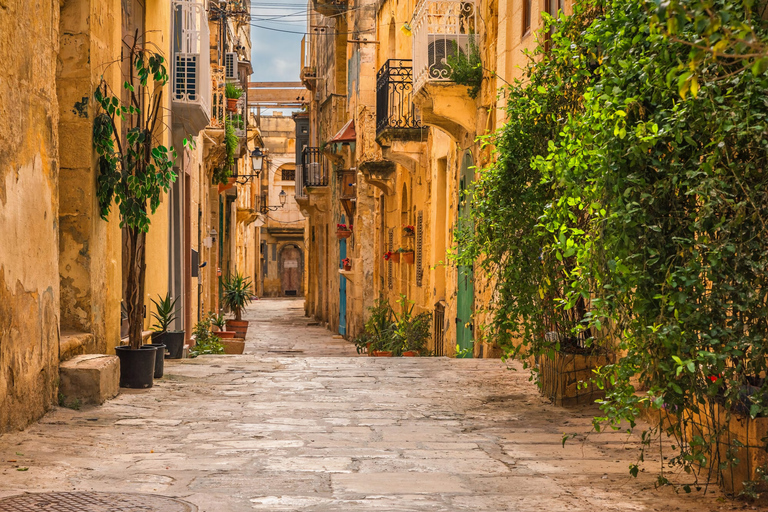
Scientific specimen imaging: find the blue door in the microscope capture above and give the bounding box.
[339,219,347,336]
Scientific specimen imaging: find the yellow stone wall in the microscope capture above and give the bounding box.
[0,0,62,431]
[299,0,576,357]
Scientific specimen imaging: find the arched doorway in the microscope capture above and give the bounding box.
[279,245,303,296]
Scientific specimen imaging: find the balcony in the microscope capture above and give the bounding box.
[209,65,226,130]
[311,0,346,17]
[171,0,211,135]
[301,147,329,188]
[376,59,424,143]
[410,0,479,140]
[295,165,307,201]
[412,0,477,94]
[337,169,356,220]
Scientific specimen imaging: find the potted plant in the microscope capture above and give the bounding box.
[337,223,352,239]
[384,250,400,263]
[225,82,243,113]
[398,248,414,264]
[393,295,432,356]
[189,316,225,358]
[210,312,226,332]
[403,225,415,236]
[94,40,189,388]
[342,257,352,271]
[357,296,396,357]
[150,293,185,361]
[223,272,254,337]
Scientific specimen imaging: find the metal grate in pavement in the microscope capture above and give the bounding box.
[0,492,197,511]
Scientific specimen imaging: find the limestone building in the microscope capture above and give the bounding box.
[252,113,306,297]
[0,0,254,432]
[297,0,571,356]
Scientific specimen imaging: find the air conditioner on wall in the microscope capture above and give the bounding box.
[225,52,239,80]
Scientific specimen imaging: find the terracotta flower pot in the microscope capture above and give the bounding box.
[372,351,393,357]
[226,319,249,338]
[389,253,400,263]
[401,252,414,264]
[216,331,237,339]
[337,229,352,239]
[343,264,352,271]
[402,351,418,357]
[226,97,238,112]
[221,338,245,354]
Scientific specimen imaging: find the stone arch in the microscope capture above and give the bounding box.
[277,243,304,296]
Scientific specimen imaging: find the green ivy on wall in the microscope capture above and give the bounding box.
[461,0,768,492]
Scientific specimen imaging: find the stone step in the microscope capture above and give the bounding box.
[59,354,119,406]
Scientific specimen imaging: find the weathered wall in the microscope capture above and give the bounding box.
[57,0,122,355]
[142,0,172,331]
[0,0,61,430]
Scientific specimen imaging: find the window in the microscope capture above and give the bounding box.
[281,168,296,181]
[522,0,531,36]
[544,0,564,50]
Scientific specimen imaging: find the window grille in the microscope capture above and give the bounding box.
[416,211,424,287]
[282,168,296,181]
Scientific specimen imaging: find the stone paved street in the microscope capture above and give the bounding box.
[0,299,744,511]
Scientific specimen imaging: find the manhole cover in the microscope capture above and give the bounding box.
[0,492,197,511]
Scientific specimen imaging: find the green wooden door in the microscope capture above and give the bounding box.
[456,152,474,357]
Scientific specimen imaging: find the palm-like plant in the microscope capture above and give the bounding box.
[222,273,254,321]
[150,293,179,333]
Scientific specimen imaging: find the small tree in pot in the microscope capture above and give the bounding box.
[222,272,254,338]
[93,38,191,387]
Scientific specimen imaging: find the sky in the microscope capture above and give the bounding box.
[249,1,308,83]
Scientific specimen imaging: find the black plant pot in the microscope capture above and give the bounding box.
[115,345,157,388]
[142,343,166,378]
[163,331,185,359]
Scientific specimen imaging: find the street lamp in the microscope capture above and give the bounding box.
[261,190,288,213]
[250,147,264,173]
[232,148,265,185]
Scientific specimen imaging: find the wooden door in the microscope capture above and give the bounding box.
[281,246,301,296]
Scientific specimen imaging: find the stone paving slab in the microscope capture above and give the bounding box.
[0,299,749,511]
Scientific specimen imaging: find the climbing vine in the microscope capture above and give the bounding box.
[463,0,768,493]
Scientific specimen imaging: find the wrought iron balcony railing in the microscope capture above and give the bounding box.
[301,147,329,188]
[412,0,478,93]
[376,59,423,136]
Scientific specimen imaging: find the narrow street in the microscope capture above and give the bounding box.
[0,300,739,511]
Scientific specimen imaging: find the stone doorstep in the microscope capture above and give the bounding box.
[59,331,93,362]
[59,354,119,406]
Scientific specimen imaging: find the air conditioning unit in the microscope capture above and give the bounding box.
[173,53,199,102]
[225,52,238,80]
